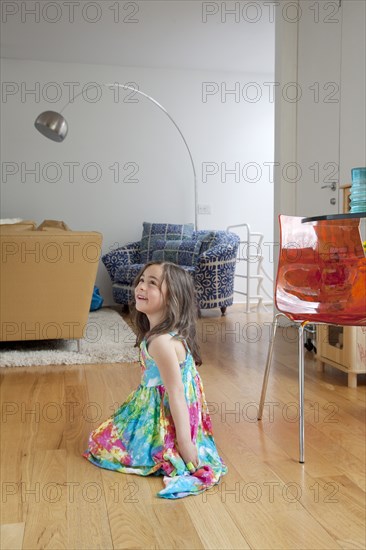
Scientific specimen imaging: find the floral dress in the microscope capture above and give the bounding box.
[83,333,227,499]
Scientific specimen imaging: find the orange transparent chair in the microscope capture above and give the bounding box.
[258,215,366,463]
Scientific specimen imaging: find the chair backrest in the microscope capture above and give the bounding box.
[276,215,366,325]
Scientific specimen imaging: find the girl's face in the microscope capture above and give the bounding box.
[134,264,168,322]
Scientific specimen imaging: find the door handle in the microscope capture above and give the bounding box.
[321,182,337,191]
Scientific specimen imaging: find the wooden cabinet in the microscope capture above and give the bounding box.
[340,184,351,213]
[317,326,366,387]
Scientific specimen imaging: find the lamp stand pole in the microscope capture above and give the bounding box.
[58,82,198,229]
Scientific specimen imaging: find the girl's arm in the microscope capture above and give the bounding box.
[148,334,199,468]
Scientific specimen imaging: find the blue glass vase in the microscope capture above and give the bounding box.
[350,167,366,213]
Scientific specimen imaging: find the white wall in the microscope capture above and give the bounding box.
[1,58,274,305]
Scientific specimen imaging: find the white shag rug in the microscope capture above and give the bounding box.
[0,309,139,367]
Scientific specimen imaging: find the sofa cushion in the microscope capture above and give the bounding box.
[37,219,70,231]
[140,222,194,263]
[0,220,36,231]
[114,264,145,284]
[151,239,202,266]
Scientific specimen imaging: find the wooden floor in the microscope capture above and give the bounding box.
[1,306,365,549]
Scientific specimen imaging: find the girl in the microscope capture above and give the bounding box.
[83,261,227,499]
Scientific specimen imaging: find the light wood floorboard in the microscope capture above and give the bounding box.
[1,306,365,549]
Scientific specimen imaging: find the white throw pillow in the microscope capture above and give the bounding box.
[0,218,23,225]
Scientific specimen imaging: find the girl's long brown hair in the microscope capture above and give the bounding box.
[130,261,202,366]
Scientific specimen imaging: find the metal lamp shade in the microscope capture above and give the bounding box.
[34,111,68,142]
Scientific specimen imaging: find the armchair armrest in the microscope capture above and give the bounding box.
[102,241,141,281]
[194,238,239,309]
[196,242,238,267]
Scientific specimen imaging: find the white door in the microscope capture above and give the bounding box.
[296,0,342,216]
[339,0,366,184]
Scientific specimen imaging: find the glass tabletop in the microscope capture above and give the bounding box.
[302,212,366,223]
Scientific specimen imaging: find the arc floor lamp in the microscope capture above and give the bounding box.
[34,83,198,229]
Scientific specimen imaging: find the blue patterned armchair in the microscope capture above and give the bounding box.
[102,223,240,315]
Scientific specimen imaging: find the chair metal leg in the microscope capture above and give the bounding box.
[258,313,281,420]
[258,313,306,464]
[298,323,306,463]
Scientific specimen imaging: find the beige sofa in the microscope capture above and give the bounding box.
[0,220,103,342]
